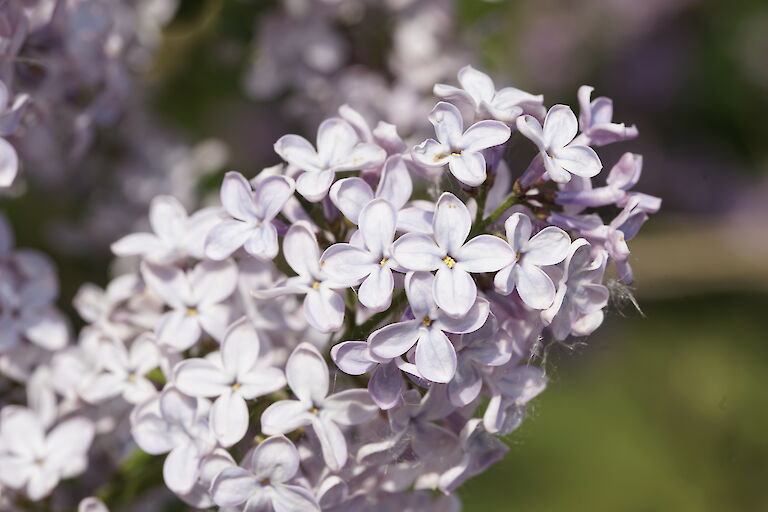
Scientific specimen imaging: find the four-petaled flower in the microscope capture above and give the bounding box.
[205,171,295,261]
[368,271,490,383]
[261,343,378,470]
[516,104,602,184]
[412,102,511,187]
[494,212,571,309]
[393,192,515,317]
[211,435,320,511]
[274,118,386,202]
[173,318,286,447]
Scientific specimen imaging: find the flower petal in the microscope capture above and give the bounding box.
[261,400,313,435]
[205,220,254,260]
[543,105,578,149]
[274,134,321,173]
[391,233,443,271]
[220,172,260,223]
[249,435,299,483]
[433,193,471,255]
[211,391,248,447]
[524,226,571,266]
[296,169,335,202]
[433,267,476,318]
[515,264,556,309]
[358,266,394,312]
[244,223,279,260]
[554,145,602,178]
[174,359,230,398]
[286,343,329,404]
[448,152,487,187]
[254,175,295,221]
[455,234,515,272]
[359,198,397,257]
[323,389,378,425]
[331,341,376,375]
[429,102,464,147]
[303,287,344,333]
[329,177,373,224]
[283,222,321,278]
[461,120,511,152]
[375,155,412,210]
[368,320,420,359]
[211,466,257,508]
[415,328,457,383]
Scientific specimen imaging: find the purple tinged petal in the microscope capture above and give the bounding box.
[358,265,394,312]
[404,271,436,318]
[211,466,258,508]
[433,192,471,255]
[272,485,321,512]
[111,232,164,258]
[433,267,476,318]
[515,115,545,151]
[455,234,515,272]
[554,145,602,178]
[448,358,482,406]
[334,143,386,172]
[211,391,248,447]
[141,262,191,309]
[321,243,375,283]
[254,175,295,221]
[435,297,490,334]
[331,341,376,375]
[220,318,261,379]
[303,287,344,333]
[191,259,238,306]
[543,105,578,149]
[205,220,254,260]
[369,320,421,359]
[457,65,495,104]
[274,134,322,173]
[163,443,200,495]
[448,151,487,187]
[376,155,412,210]
[460,120,511,152]
[415,328,457,383]
[411,138,451,168]
[524,226,571,265]
[296,169,335,202]
[283,222,321,278]
[220,172,260,223]
[261,400,313,435]
[504,213,532,254]
[311,415,348,471]
[359,198,397,257]
[514,264,556,310]
[317,118,358,165]
[323,389,378,425]
[0,137,18,187]
[174,359,230,398]
[156,311,201,352]
[329,177,373,224]
[244,223,279,260]
[391,233,443,271]
[369,361,403,410]
[286,343,329,404]
[250,435,299,483]
[429,102,464,147]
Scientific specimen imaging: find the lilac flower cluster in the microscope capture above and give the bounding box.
[0,65,658,510]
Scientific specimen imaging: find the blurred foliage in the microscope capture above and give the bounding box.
[463,291,768,511]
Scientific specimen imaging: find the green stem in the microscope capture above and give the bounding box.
[476,190,522,233]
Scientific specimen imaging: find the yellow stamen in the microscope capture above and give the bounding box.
[127,374,137,384]
[450,151,462,157]
[422,316,432,327]
[442,256,457,268]
[380,257,389,266]
[186,307,198,316]
[312,281,321,290]
[232,382,241,391]
[309,407,319,414]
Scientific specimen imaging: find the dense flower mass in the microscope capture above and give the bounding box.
[0,2,660,511]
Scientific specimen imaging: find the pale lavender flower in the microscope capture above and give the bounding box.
[205,171,295,261]
[0,406,94,500]
[274,118,386,202]
[484,364,548,435]
[211,435,320,511]
[111,195,220,264]
[574,85,639,147]
[392,192,514,317]
[542,239,609,340]
[173,318,286,447]
[322,199,403,311]
[434,65,544,123]
[141,259,238,351]
[331,340,405,410]
[252,222,347,333]
[79,333,160,405]
[516,105,602,184]
[368,271,489,383]
[412,102,511,187]
[494,212,571,309]
[130,388,216,495]
[261,343,378,470]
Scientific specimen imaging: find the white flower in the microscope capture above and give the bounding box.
[79,333,160,405]
[411,102,511,187]
[130,388,216,495]
[494,213,571,309]
[392,192,515,317]
[205,171,295,261]
[274,118,386,202]
[260,343,378,470]
[211,435,319,511]
[111,195,220,264]
[516,104,602,184]
[0,406,94,501]
[173,318,286,447]
[322,199,402,311]
[434,65,543,123]
[252,221,347,333]
[141,259,238,351]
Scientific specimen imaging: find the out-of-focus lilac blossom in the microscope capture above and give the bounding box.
[205,171,295,261]
[434,65,544,123]
[141,259,238,351]
[0,406,94,500]
[274,118,386,202]
[412,102,511,187]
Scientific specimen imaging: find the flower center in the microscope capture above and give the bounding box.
[231,382,241,391]
[260,477,271,486]
[380,257,389,266]
[422,316,432,327]
[442,255,457,268]
[309,407,319,414]
[311,281,321,290]
[186,307,198,316]
[127,373,137,383]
